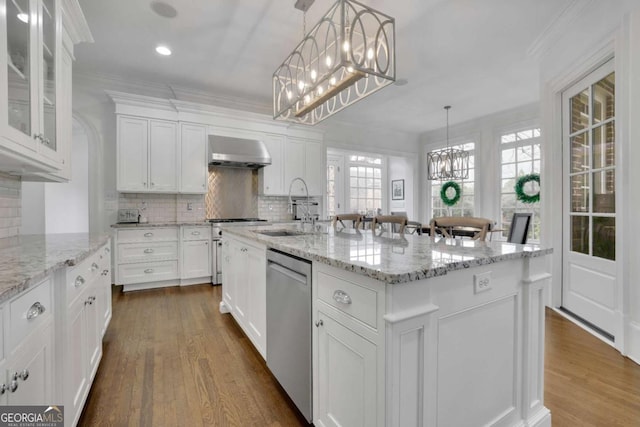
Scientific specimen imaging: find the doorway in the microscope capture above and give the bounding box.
[561,60,617,339]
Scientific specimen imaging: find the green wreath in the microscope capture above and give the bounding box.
[440,181,462,207]
[515,173,540,204]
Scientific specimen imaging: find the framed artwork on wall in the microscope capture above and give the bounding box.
[392,179,404,200]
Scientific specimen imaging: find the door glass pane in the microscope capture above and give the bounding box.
[593,72,615,124]
[571,90,589,133]
[570,174,589,212]
[42,0,56,151]
[592,170,615,213]
[592,122,615,169]
[571,216,589,254]
[6,0,31,136]
[570,132,589,173]
[593,217,615,260]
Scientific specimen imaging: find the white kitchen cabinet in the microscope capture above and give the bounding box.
[0,0,90,180]
[116,116,178,193]
[181,226,212,281]
[97,244,112,337]
[316,311,378,427]
[283,136,324,197]
[259,133,285,195]
[0,277,54,405]
[221,234,266,359]
[179,123,208,193]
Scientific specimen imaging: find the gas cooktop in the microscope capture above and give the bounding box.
[207,218,268,223]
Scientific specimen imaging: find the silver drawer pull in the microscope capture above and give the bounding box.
[333,290,352,305]
[91,262,99,271]
[18,369,29,381]
[26,302,46,320]
[144,269,154,274]
[102,269,109,276]
[144,248,154,254]
[191,231,200,236]
[9,381,17,393]
[144,232,153,237]
[75,275,85,288]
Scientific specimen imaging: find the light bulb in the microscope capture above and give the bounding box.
[155,45,172,56]
[329,77,336,86]
[310,69,317,81]
[317,86,324,96]
[286,90,292,100]
[347,66,354,73]
[304,95,311,104]
[298,81,305,91]
[343,40,350,52]
[326,56,332,67]
[17,13,28,23]
[367,48,374,60]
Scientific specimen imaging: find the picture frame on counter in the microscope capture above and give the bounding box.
[392,179,404,200]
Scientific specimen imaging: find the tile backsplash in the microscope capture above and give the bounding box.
[257,196,293,222]
[0,172,21,238]
[118,193,206,223]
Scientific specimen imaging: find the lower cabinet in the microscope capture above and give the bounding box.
[221,234,266,359]
[181,226,212,282]
[316,310,378,427]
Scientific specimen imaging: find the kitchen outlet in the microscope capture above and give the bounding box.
[474,271,492,294]
[187,203,193,211]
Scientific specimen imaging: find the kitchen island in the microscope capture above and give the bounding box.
[221,224,553,427]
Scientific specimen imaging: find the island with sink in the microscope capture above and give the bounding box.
[220,223,553,427]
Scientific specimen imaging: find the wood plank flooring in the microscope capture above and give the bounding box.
[79,285,640,426]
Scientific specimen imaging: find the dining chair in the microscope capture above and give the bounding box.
[332,214,364,230]
[372,215,408,234]
[507,212,532,244]
[429,216,494,241]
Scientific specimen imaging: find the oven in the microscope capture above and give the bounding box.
[208,218,268,285]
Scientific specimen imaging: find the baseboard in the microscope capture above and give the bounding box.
[552,308,615,347]
[122,279,178,292]
[528,407,552,427]
[219,300,231,314]
[627,321,640,365]
[179,276,212,286]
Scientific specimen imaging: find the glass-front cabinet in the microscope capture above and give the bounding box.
[2,0,62,171]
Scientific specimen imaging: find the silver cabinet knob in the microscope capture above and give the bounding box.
[333,290,352,305]
[144,248,154,254]
[91,262,99,271]
[105,247,110,253]
[202,183,205,188]
[151,182,155,186]
[75,275,85,288]
[315,320,324,327]
[18,369,29,381]
[144,269,154,274]
[144,232,153,237]
[102,269,109,276]
[9,381,17,393]
[0,384,6,394]
[26,302,46,320]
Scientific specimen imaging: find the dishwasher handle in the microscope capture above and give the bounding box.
[268,261,308,285]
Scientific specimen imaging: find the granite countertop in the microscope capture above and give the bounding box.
[223,224,553,285]
[0,232,112,304]
[111,221,211,228]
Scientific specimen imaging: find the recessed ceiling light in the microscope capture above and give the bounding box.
[150,1,178,18]
[394,78,409,86]
[17,13,28,23]
[155,45,172,56]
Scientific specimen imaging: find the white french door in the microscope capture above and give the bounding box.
[562,60,617,338]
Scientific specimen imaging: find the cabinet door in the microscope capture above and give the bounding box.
[117,116,148,191]
[85,285,101,382]
[37,0,60,164]
[284,137,306,196]
[6,321,53,405]
[260,134,284,195]
[221,239,235,312]
[66,296,88,422]
[149,120,178,192]
[316,312,378,427]
[232,242,248,327]
[180,123,207,193]
[246,245,266,357]
[182,240,211,279]
[305,141,324,196]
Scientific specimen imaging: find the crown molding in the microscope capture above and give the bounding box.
[527,0,594,61]
[61,0,94,44]
[105,90,176,113]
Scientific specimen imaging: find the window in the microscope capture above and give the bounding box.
[500,127,541,241]
[430,142,475,218]
[349,155,383,215]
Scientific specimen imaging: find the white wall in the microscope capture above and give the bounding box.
[20,182,45,235]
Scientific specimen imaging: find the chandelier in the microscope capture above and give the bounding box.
[273,0,395,125]
[426,106,470,180]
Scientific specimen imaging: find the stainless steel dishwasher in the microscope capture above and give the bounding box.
[266,249,312,422]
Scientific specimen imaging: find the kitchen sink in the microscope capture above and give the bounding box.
[256,229,310,237]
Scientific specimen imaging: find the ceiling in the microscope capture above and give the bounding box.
[75,0,571,134]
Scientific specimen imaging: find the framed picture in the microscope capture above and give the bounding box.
[391,179,404,200]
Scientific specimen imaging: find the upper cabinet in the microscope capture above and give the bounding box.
[117,116,178,193]
[0,0,92,180]
[179,123,207,194]
[284,137,324,197]
[259,133,285,196]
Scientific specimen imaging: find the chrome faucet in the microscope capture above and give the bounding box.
[288,177,314,230]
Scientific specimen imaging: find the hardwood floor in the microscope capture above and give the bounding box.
[80,285,640,426]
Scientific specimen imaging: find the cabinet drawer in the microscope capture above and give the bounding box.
[117,241,178,263]
[8,278,52,351]
[182,226,211,241]
[118,261,179,284]
[317,271,378,328]
[117,228,178,242]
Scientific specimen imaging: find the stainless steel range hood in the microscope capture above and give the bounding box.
[208,135,271,169]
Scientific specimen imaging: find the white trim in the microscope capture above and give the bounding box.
[551,308,615,347]
[383,304,439,324]
[627,321,640,365]
[60,0,93,44]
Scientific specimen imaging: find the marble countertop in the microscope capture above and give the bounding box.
[111,221,211,228]
[0,233,111,304]
[223,224,553,285]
